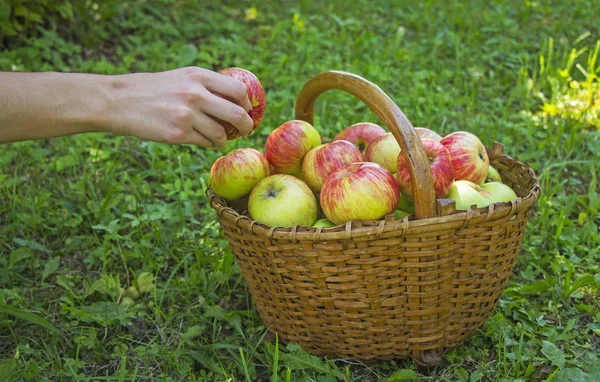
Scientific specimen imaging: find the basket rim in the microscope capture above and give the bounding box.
[207,146,541,242]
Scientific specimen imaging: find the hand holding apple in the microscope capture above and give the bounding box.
[217,67,266,140]
[210,148,270,201]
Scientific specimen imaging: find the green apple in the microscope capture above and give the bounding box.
[120,297,135,306]
[397,193,415,214]
[485,165,502,183]
[482,182,518,204]
[394,209,411,220]
[249,174,317,227]
[123,286,140,300]
[313,218,336,228]
[447,180,493,210]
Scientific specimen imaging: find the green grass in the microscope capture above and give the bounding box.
[1,0,599,380]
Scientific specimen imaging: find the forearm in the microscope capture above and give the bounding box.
[0,72,114,143]
[0,67,255,147]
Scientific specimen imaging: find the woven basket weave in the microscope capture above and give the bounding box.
[207,71,541,365]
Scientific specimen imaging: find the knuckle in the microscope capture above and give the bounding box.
[231,106,248,124]
[184,66,206,81]
[172,106,193,125]
[213,127,227,147]
[235,82,248,98]
[179,87,204,104]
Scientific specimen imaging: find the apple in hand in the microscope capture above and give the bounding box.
[302,140,363,192]
[482,182,518,204]
[210,148,270,201]
[447,180,493,210]
[485,165,502,183]
[364,132,401,173]
[217,67,266,140]
[249,174,317,227]
[415,127,443,141]
[265,120,321,178]
[334,122,386,153]
[313,219,336,228]
[320,162,400,225]
[396,139,455,199]
[441,131,489,185]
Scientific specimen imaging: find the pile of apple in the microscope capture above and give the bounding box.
[210,68,518,229]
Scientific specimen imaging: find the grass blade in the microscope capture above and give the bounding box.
[0,303,58,334]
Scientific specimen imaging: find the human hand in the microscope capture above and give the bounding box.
[108,67,254,148]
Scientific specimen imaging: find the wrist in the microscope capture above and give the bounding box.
[76,73,122,136]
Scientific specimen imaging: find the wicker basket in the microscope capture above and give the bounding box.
[207,71,541,365]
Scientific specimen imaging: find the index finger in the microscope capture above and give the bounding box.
[202,72,253,112]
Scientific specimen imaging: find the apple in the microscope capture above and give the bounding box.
[397,193,415,214]
[396,139,455,199]
[265,120,321,178]
[394,209,411,220]
[302,140,363,192]
[447,180,492,210]
[320,162,400,225]
[485,165,502,183]
[334,122,386,153]
[313,218,336,228]
[482,182,518,204]
[441,131,489,185]
[217,67,266,140]
[415,127,443,141]
[210,148,270,201]
[363,132,401,173]
[249,174,317,227]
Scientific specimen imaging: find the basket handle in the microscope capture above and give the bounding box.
[295,70,437,219]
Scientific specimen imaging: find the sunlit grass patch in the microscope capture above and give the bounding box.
[527,39,600,130]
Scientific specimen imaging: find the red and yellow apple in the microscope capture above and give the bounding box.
[396,139,454,199]
[334,122,386,153]
[320,162,400,225]
[217,67,266,140]
[363,132,401,173]
[302,140,363,192]
[265,120,321,178]
[441,131,489,185]
[248,174,317,227]
[210,148,270,201]
[415,127,443,141]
